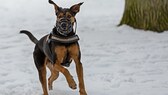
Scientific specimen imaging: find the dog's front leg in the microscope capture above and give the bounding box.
[53,63,77,89]
[74,58,87,95]
[47,61,59,90]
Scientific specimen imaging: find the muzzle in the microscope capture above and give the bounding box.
[56,18,73,36]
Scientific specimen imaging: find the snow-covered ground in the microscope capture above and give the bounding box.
[1,0,168,95]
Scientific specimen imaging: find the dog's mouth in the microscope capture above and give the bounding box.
[56,18,73,36]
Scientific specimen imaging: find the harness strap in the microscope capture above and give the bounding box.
[43,35,56,64]
[50,34,79,44]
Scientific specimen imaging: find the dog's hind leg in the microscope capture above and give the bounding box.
[33,46,48,95]
[47,60,59,90]
[37,66,48,95]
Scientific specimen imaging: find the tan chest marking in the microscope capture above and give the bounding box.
[54,43,80,64]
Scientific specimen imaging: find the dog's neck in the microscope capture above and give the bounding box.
[48,26,79,44]
[51,27,75,38]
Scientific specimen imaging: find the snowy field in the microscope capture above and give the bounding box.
[1,0,168,95]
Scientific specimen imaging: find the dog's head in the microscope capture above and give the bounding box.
[49,0,83,36]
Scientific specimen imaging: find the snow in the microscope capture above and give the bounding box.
[0,0,168,95]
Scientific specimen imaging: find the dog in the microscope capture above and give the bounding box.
[20,0,87,95]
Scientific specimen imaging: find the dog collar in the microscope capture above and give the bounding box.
[49,34,79,44]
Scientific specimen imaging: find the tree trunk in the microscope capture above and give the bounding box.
[119,0,168,32]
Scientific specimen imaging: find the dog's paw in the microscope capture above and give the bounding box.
[48,85,53,90]
[80,94,87,95]
[69,83,77,89]
[68,77,77,89]
[80,92,87,95]
[80,89,87,95]
[69,81,77,89]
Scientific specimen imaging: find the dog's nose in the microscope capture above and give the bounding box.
[61,23,67,29]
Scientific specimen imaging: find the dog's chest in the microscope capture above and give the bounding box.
[54,43,80,62]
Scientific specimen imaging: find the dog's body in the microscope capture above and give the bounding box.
[20,0,87,95]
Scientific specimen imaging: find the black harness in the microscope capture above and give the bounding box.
[48,34,79,44]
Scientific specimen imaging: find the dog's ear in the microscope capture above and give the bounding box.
[49,0,60,13]
[70,2,84,15]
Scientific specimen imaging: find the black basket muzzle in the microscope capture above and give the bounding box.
[56,18,73,36]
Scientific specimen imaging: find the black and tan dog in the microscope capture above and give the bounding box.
[20,0,87,95]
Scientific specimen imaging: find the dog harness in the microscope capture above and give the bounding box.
[44,28,79,65]
[48,34,79,44]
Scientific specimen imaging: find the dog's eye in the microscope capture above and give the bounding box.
[57,13,64,18]
[67,14,72,18]
[58,15,63,18]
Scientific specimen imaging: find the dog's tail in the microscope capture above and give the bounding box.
[20,30,38,44]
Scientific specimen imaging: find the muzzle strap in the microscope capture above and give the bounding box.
[74,18,77,34]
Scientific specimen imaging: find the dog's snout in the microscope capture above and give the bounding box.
[61,23,67,29]
[62,23,67,27]
[56,18,73,35]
